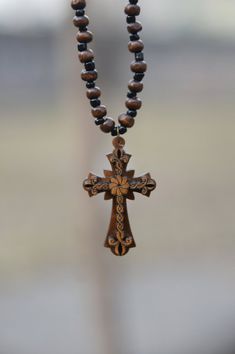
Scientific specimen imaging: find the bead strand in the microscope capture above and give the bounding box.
[117,0,146,134]
[71,0,115,134]
[71,0,146,136]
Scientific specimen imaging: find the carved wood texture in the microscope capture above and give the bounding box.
[83,138,156,256]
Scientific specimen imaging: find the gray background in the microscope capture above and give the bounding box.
[0,1,235,353]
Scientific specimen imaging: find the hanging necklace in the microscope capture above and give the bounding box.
[71,0,156,256]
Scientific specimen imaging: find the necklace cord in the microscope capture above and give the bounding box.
[71,0,146,136]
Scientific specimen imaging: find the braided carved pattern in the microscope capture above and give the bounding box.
[109,149,130,176]
[107,195,133,256]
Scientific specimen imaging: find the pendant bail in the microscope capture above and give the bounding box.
[112,136,125,150]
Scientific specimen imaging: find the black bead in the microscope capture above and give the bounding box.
[127,91,136,99]
[134,73,145,81]
[90,99,101,108]
[79,26,88,32]
[130,0,138,4]
[111,127,118,136]
[126,16,136,24]
[77,43,87,52]
[130,34,139,41]
[95,118,106,126]
[119,126,127,135]
[76,9,85,16]
[135,52,144,61]
[127,109,137,117]
[85,61,95,71]
[86,82,95,88]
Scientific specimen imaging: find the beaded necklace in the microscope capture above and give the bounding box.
[71,0,156,256]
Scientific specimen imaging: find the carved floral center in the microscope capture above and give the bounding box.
[109,176,129,196]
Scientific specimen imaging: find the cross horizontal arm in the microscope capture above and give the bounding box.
[83,173,110,197]
[129,173,156,197]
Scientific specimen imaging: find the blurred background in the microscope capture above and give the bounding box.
[0,1,235,353]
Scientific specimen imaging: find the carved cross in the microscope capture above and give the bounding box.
[83,137,156,256]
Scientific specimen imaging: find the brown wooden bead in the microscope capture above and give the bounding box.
[128,80,143,93]
[118,114,135,128]
[81,69,97,81]
[76,31,93,43]
[86,87,101,99]
[127,22,142,34]
[92,105,107,118]
[79,49,94,63]
[100,118,115,133]
[71,0,86,10]
[125,4,140,16]
[131,61,147,73]
[73,15,89,28]
[126,98,142,110]
[128,40,144,53]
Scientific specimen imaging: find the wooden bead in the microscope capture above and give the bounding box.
[126,98,142,110]
[118,114,135,128]
[71,0,86,10]
[100,118,115,133]
[92,105,107,118]
[131,61,147,73]
[86,87,101,99]
[79,49,94,63]
[76,31,93,43]
[128,40,144,53]
[128,80,143,93]
[73,15,89,28]
[127,22,142,34]
[81,69,97,81]
[125,4,140,16]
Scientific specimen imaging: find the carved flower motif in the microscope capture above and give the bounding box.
[109,176,129,196]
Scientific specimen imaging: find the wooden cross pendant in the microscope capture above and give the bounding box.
[83,137,156,256]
